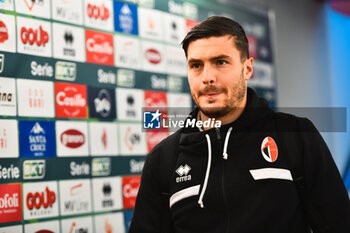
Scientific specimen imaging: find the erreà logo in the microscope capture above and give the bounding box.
[261,136,278,163]
[61,129,85,149]
[176,164,191,183]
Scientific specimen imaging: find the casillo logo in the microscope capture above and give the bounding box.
[122,176,140,209]
[145,49,161,64]
[23,160,45,180]
[176,164,191,183]
[20,25,49,47]
[0,20,8,43]
[0,184,22,224]
[261,136,278,163]
[61,129,85,149]
[87,3,110,21]
[26,186,56,210]
[86,30,113,65]
[55,83,87,118]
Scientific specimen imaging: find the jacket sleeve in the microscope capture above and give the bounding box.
[128,144,165,233]
[299,118,350,232]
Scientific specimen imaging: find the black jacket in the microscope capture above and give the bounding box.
[129,88,350,233]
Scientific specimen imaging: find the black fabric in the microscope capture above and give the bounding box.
[129,88,350,233]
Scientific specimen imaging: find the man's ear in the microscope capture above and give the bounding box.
[243,57,254,81]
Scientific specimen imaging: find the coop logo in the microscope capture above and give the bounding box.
[87,3,110,21]
[55,83,87,118]
[0,184,22,224]
[20,25,48,47]
[143,109,161,129]
[60,129,85,149]
[24,183,58,220]
[92,158,111,176]
[55,61,76,81]
[0,20,8,43]
[145,49,161,64]
[122,176,140,209]
[23,160,45,180]
[85,30,113,65]
[261,136,278,163]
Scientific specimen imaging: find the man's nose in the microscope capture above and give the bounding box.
[202,65,216,84]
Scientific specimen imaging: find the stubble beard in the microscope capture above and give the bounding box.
[192,72,246,119]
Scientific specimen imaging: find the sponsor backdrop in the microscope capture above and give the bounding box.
[0,0,275,231]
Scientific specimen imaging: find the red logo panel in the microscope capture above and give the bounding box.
[122,176,141,209]
[0,184,22,223]
[186,19,199,33]
[55,82,87,118]
[0,20,9,43]
[85,29,114,66]
[247,35,257,59]
[146,131,169,152]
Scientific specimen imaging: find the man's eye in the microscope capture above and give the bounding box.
[191,63,201,69]
[217,60,227,65]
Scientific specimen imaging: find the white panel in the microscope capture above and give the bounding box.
[89,122,118,156]
[59,179,92,216]
[17,79,54,118]
[56,121,89,157]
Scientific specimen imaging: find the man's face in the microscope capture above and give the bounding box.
[187,35,253,118]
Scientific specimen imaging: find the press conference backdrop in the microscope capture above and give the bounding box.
[0,0,276,232]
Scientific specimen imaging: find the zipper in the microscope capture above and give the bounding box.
[216,127,230,233]
[215,128,230,233]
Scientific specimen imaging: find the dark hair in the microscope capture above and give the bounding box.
[182,16,249,61]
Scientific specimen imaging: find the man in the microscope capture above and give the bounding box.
[129,16,350,233]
